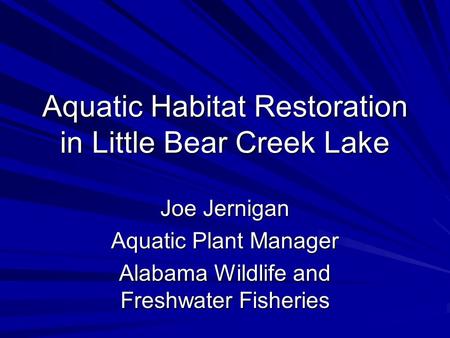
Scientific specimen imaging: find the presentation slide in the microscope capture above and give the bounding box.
[1,1,449,337]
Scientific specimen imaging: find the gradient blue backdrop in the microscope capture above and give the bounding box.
[1,0,450,337]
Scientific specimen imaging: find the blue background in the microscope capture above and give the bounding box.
[1,0,450,336]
